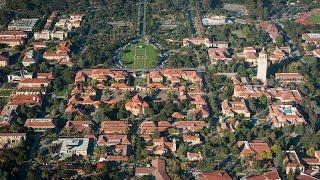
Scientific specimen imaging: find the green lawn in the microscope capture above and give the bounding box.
[0,89,12,97]
[307,15,320,24]
[232,30,246,38]
[55,90,66,97]
[121,43,158,69]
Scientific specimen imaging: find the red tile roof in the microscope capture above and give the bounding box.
[246,170,280,180]
[100,121,131,134]
[25,118,55,129]
[199,171,232,180]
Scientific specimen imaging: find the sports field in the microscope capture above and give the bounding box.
[307,15,320,24]
[121,43,158,69]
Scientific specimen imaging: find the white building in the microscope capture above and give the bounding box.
[257,48,268,83]
[8,19,38,32]
[202,15,229,26]
[59,138,90,157]
[34,29,67,41]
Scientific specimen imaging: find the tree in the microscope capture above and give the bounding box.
[307,147,315,157]
[177,143,187,160]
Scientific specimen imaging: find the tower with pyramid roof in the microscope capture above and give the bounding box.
[257,47,268,83]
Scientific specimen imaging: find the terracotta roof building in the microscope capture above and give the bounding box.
[9,94,42,106]
[302,33,320,44]
[186,152,202,161]
[268,104,306,128]
[65,121,93,134]
[222,99,251,118]
[240,140,271,160]
[257,22,280,43]
[100,121,131,134]
[270,46,287,63]
[151,137,176,155]
[135,158,170,180]
[199,171,232,180]
[208,48,232,64]
[0,133,26,148]
[0,53,9,67]
[0,31,27,47]
[245,170,281,180]
[97,134,130,146]
[174,121,207,132]
[125,94,149,116]
[183,134,201,145]
[19,78,50,88]
[284,150,305,174]
[25,118,55,132]
[275,73,304,84]
[74,69,127,83]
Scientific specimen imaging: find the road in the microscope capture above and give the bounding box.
[137,0,146,36]
[271,17,306,64]
[193,4,204,38]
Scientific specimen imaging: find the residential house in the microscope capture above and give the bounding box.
[59,138,90,157]
[239,140,271,160]
[24,118,55,132]
[125,94,149,116]
[222,99,251,118]
[135,158,170,180]
[199,171,232,180]
[268,104,306,127]
[284,150,305,174]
